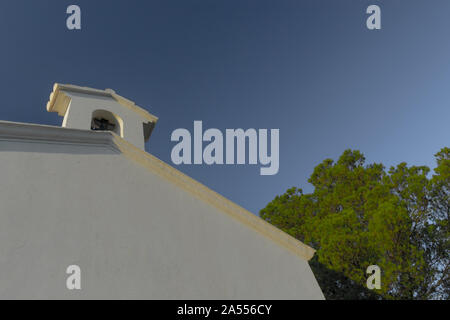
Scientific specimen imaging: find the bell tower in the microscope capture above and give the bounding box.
[46,83,158,150]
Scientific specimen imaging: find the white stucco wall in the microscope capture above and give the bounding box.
[0,128,324,299]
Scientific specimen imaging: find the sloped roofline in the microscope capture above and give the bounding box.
[46,83,159,124]
[0,120,316,261]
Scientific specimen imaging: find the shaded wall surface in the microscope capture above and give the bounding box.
[0,136,324,299]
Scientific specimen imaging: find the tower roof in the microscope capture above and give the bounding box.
[46,83,158,124]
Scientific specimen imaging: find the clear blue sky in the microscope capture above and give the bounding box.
[0,0,449,214]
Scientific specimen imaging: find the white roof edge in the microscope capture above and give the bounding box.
[0,120,316,261]
[0,120,118,149]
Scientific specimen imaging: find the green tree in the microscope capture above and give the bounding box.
[260,148,449,299]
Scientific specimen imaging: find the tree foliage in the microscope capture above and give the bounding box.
[260,148,449,299]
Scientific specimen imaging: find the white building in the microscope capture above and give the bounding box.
[0,84,324,299]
